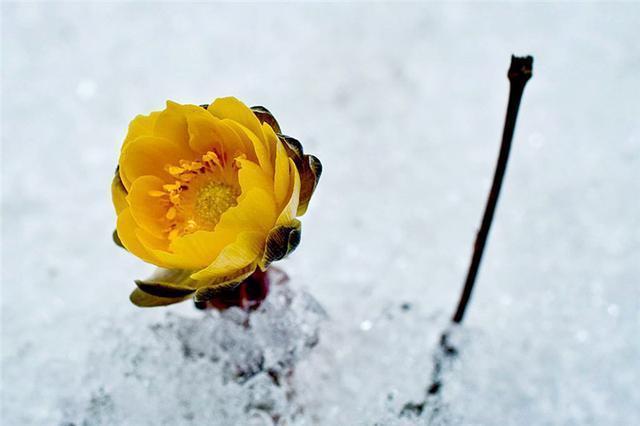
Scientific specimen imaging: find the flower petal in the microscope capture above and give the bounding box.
[155,187,276,271]
[187,112,250,160]
[265,124,291,208]
[216,187,277,235]
[275,135,321,216]
[126,175,169,238]
[276,159,301,226]
[143,188,276,271]
[158,228,237,270]
[237,158,273,198]
[190,231,263,281]
[122,111,161,151]
[207,97,265,143]
[135,225,170,252]
[152,101,202,149]
[223,119,273,177]
[116,209,167,267]
[119,135,193,189]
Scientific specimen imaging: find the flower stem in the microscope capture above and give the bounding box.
[452,55,533,323]
[401,55,533,417]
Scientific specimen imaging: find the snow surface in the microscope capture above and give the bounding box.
[2,2,639,425]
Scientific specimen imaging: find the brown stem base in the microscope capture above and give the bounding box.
[194,268,288,311]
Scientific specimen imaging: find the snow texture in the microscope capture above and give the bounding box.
[2,3,639,425]
[58,279,326,425]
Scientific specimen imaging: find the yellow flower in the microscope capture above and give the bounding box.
[112,98,321,307]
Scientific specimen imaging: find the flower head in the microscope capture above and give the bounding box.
[112,98,321,307]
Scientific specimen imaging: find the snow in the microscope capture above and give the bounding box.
[54,276,326,425]
[2,2,639,425]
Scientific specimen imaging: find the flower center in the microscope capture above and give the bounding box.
[153,150,242,240]
[194,181,237,229]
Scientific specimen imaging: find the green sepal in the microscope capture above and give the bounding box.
[277,135,322,216]
[112,230,124,248]
[251,106,281,134]
[278,135,305,165]
[134,269,197,299]
[111,167,128,249]
[297,154,322,216]
[193,264,257,303]
[112,166,127,195]
[134,281,196,298]
[130,288,192,308]
[130,263,261,307]
[194,282,239,303]
[259,219,302,270]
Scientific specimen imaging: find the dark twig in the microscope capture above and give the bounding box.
[452,55,533,323]
[401,55,533,417]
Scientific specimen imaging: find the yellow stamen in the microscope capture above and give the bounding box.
[203,151,219,163]
[177,172,196,183]
[234,154,247,168]
[168,228,180,241]
[169,193,181,204]
[168,166,184,176]
[166,207,177,220]
[163,183,181,192]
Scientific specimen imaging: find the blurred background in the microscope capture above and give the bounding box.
[2,2,639,425]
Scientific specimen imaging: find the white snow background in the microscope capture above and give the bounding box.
[2,2,639,425]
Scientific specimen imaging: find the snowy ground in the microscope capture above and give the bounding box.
[2,2,639,425]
